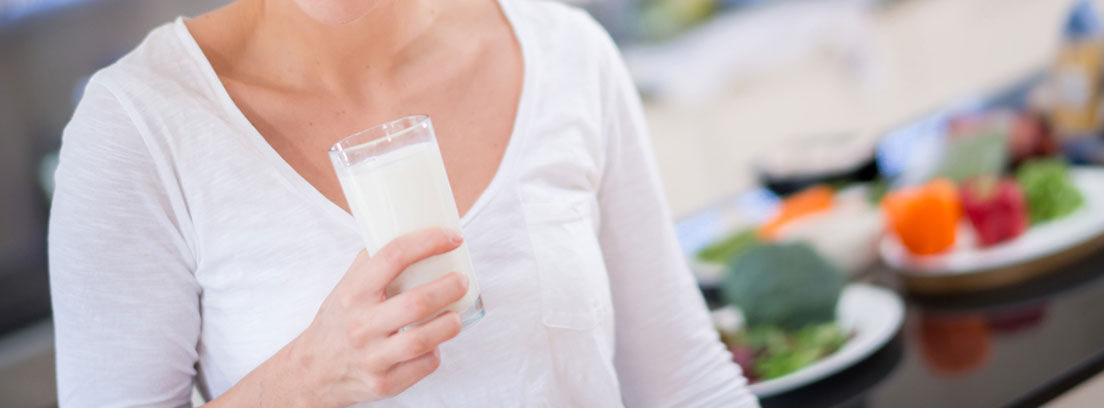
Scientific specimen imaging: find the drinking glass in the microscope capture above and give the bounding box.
[329,115,484,328]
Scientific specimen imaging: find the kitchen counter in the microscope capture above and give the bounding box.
[645,0,1092,217]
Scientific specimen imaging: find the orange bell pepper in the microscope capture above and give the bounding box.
[882,179,960,255]
[758,185,835,240]
[919,314,991,375]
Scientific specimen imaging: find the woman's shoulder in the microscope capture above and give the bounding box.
[86,18,219,116]
[504,0,598,30]
[65,18,226,167]
[503,0,618,56]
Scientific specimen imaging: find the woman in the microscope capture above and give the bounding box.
[49,0,757,406]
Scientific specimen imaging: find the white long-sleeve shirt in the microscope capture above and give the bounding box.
[48,0,757,406]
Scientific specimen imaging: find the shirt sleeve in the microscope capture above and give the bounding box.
[49,77,201,407]
[590,21,760,408]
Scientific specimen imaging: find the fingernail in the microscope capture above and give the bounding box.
[448,230,464,245]
[455,273,468,288]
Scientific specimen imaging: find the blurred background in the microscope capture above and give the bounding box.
[5,0,1104,407]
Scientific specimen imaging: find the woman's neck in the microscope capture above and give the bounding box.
[204,0,452,98]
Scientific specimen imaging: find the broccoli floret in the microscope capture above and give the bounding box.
[721,243,845,330]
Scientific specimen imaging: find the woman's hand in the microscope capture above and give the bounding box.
[208,228,469,407]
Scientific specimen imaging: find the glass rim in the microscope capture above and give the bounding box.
[328,114,432,154]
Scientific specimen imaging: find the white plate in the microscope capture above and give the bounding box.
[687,186,883,286]
[713,283,905,398]
[880,167,1104,276]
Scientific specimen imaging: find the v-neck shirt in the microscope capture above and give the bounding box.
[48,0,756,406]
[181,17,530,230]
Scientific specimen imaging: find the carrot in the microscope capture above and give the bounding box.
[758,185,835,240]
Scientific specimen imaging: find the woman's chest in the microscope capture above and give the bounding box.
[186,117,609,319]
[191,182,614,393]
[184,115,615,392]
[219,51,522,218]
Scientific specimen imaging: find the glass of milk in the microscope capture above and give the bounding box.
[329,115,483,329]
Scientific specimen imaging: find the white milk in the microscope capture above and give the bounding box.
[338,142,480,317]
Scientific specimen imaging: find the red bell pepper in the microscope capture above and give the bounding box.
[960,176,1029,247]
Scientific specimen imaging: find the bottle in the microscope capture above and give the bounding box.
[1050,0,1104,138]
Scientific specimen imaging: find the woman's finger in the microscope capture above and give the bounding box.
[357,228,463,296]
[379,311,462,365]
[376,349,443,397]
[370,273,468,333]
